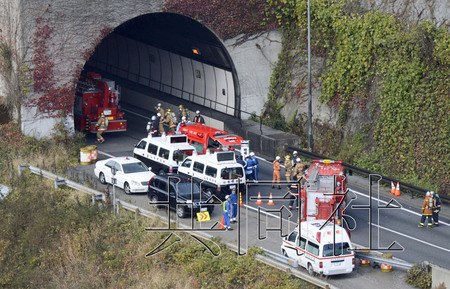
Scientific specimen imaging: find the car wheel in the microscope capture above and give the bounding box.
[124,182,131,195]
[282,250,288,258]
[176,206,186,218]
[99,172,106,184]
[150,195,159,209]
[307,263,314,276]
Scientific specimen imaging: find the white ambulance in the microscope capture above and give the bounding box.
[177,151,245,200]
[281,220,354,276]
[133,135,196,174]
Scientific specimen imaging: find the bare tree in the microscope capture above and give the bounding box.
[0,0,33,124]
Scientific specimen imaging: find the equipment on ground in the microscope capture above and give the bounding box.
[74,72,127,133]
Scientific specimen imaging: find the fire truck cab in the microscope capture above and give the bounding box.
[179,123,249,158]
[74,72,127,133]
[299,160,347,222]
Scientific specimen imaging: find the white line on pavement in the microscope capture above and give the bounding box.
[122,108,150,120]
[370,223,450,254]
[98,150,115,158]
[349,188,450,227]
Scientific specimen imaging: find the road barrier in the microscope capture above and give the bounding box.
[355,251,413,270]
[285,146,449,202]
[17,164,335,289]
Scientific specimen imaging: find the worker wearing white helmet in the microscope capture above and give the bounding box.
[292,151,299,165]
[293,157,305,180]
[249,151,259,182]
[155,103,165,117]
[222,194,232,230]
[419,191,435,228]
[176,116,188,132]
[272,156,281,189]
[193,110,205,124]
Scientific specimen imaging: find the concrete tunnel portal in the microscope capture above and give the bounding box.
[81,12,241,126]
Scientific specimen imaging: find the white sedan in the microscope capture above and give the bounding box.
[94,156,155,194]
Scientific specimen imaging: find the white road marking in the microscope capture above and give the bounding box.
[349,189,450,227]
[98,150,115,158]
[370,223,450,253]
[122,108,150,120]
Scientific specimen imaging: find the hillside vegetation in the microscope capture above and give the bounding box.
[0,123,316,289]
[263,0,450,193]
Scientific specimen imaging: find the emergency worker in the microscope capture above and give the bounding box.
[418,191,435,228]
[244,156,254,180]
[432,191,442,226]
[96,112,108,143]
[155,103,165,118]
[223,195,232,230]
[249,152,259,181]
[230,188,238,223]
[284,155,293,182]
[288,183,299,210]
[178,105,188,121]
[165,108,176,132]
[147,115,159,137]
[193,110,205,124]
[157,112,165,134]
[176,116,187,132]
[292,151,299,165]
[236,155,246,168]
[293,158,305,180]
[272,156,281,189]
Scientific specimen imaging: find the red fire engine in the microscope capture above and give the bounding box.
[297,160,347,222]
[179,123,249,156]
[74,72,127,133]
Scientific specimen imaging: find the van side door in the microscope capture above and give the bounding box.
[133,140,147,162]
[284,231,298,259]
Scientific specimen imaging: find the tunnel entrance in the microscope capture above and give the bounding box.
[82,12,240,121]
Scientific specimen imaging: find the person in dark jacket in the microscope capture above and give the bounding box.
[431,191,442,226]
[193,110,205,124]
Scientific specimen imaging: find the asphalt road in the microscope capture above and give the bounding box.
[80,105,449,288]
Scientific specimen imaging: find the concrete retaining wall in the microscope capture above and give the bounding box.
[432,265,450,288]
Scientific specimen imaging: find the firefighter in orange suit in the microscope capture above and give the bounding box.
[96,112,108,143]
[418,191,435,228]
[272,156,281,189]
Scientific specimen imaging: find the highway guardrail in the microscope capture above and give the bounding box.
[18,164,335,289]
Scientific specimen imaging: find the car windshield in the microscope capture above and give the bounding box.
[221,167,244,179]
[322,242,351,257]
[122,162,148,174]
[174,182,201,197]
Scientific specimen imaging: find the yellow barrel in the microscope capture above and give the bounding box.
[80,147,91,165]
[86,145,98,163]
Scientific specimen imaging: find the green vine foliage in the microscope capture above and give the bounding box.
[266,0,450,192]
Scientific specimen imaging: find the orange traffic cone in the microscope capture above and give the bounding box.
[256,192,263,205]
[390,181,396,195]
[218,215,225,229]
[394,182,401,196]
[239,192,243,207]
[267,193,275,206]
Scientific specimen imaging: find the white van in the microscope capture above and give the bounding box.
[281,221,354,276]
[177,151,246,200]
[133,135,196,174]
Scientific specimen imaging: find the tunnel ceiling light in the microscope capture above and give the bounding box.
[192,48,201,55]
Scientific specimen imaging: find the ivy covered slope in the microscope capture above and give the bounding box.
[265,0,449,193]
